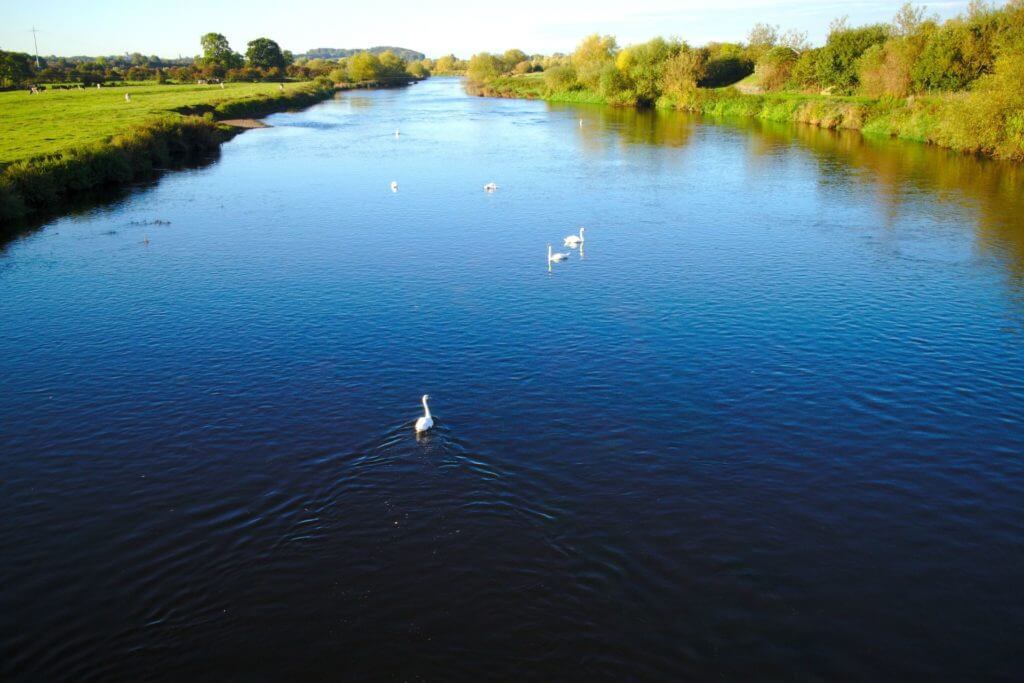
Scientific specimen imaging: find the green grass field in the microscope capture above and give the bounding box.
[0,82,318,164]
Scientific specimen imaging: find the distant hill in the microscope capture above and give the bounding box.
[303,47,425,61]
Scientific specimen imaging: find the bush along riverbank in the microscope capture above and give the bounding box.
[475,73,1024,163]
[0,81,336,227]
[466,1,1024,163]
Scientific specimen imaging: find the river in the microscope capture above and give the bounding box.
[1,76,1022,680]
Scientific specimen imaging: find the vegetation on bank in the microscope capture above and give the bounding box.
[0,81,336,225]
[466,1,1024,161]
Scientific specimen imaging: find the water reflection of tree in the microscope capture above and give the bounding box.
[716,115,1024,292]
[551,103,697,152]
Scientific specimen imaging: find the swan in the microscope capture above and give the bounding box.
[579,118,583,127]
[395,128,400,137]
[483,182,498,192]
[563,227,585,248]
[548,244,569,262]
[390,181,398,192]
[415,394,434,433]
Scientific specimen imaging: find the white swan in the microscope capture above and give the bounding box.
[548,244,569,262]
[563,227,585,248]
[415,394,434,433]
[390,181,398,192]
[395,129,400,137]
[483,182,498,192]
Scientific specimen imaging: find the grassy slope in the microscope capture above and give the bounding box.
[0,82,318,164]
[0,81,336,224]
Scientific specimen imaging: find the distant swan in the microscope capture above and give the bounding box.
[563,227,585,248]
[395,129,400,137]
[415,394,434,433]
[548,244,569,262]
[579,118,583,127]
[483,182,498,192]
[390,181,398,192]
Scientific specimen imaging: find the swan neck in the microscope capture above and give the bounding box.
[422,396,431,419]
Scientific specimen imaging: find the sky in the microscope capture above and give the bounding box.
[2,0,974,59]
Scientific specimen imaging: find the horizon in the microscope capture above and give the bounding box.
[2,0,974,60]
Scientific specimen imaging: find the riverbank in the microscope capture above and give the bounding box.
[0,81,337,226]
[473,75,1024,163]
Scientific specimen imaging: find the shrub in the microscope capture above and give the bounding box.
[543,64,578,93]
[756,46,799,91]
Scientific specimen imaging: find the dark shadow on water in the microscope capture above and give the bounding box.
[0,150,222,253]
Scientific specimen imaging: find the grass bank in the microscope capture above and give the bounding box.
[0,81,336,226]
[474,74,1024,162]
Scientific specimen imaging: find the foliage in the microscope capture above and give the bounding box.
[815,23,891,93]
[467,53,503,85]
[200,33,243,70]
[661,48,707,97]
[245,38,287,71]
[0,51,34,88]
[572,34,617,89]
[543,64,578,94]
[756,46,799,91]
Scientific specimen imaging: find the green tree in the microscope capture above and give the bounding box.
[572,34,617,89]
[200,32,242,69]
[661,47,707,97]
[348,51,382,82]
[815,23,890,92]
[467,53,502,84]
[245,38,286,71]
[756,46,799,91]
[501,48,528,72]
[0,50,34,88]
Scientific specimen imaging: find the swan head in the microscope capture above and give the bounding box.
[422,393,430,401]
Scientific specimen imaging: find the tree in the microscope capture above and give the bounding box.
[466,53,502,84]
[501,48,528,72]
[200,32,242,69]
[747,23,779,60]
[246,38,286,70]
[661,48,707,97]
[0,50,34,88]
[815,23,890,92]
[348,51,382,82]
[572,34,617,89]
[893,2,928,36]
[756,46,799,91]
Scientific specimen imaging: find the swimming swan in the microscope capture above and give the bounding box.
[390,181,399,192]
[563,227,585,248]
[548,244,569,262]
[483,182,498,192]
[415,394,434,433]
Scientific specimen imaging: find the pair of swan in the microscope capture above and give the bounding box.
[548,227,586,264]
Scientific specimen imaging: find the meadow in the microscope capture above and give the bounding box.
[0,82,323,165]
[0,81,336,225]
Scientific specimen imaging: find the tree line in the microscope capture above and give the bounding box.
[0,33,432,89]
[465,1,1024,105]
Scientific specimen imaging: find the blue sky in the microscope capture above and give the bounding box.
[2,0,972,59]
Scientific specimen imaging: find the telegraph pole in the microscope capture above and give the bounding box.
[30,26,41,68]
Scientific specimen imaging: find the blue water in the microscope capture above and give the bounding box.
[2,77,1023,680]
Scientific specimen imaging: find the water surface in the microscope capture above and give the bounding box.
[2,77,1023,680]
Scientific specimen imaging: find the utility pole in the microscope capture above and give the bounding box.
[30,26,41,68]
